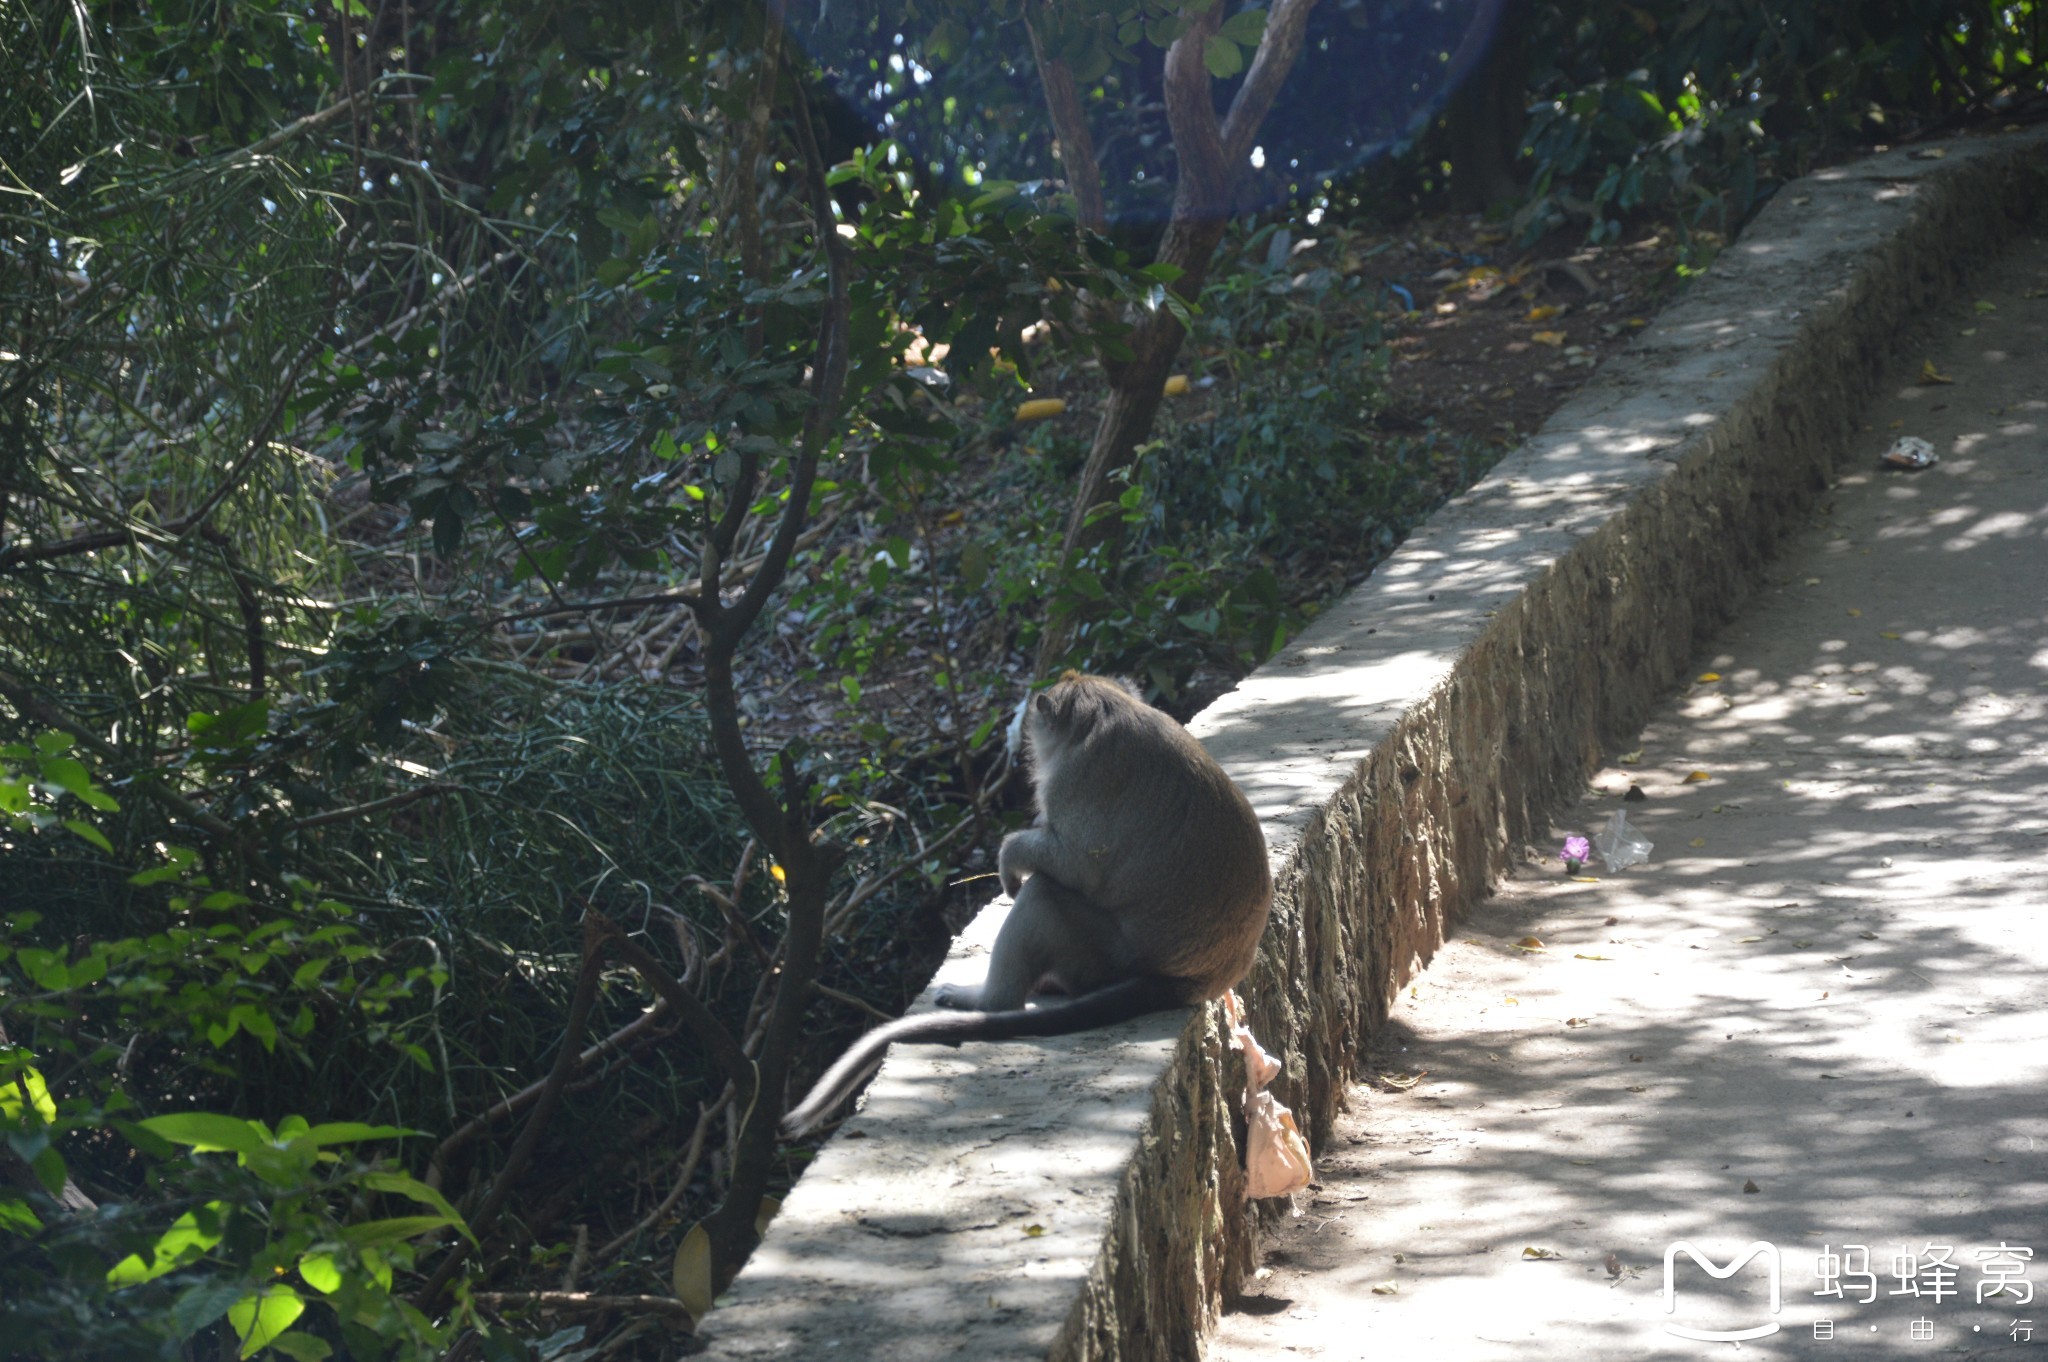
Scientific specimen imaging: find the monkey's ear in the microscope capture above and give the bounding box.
[1033,693,1054,717]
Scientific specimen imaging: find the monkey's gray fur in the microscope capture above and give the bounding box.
[783,672,1271,1136]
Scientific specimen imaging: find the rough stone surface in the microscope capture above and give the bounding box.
[698,130,2048,1361]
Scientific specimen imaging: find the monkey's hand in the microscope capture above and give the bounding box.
[996,832,1027,898]
[996,826,1048,898]
[934,983,982,1011]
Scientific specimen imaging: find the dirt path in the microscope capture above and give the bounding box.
[1211,232,2048,1361]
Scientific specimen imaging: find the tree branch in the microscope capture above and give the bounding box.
[487,590,704,627]
[590,912,756,1107]
[288,782,451,832]
[1026,13,1109,234]
[1221,0,1323,170]
[428,990,677,1189]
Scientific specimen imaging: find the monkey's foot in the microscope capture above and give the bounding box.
[933,983,982,1011]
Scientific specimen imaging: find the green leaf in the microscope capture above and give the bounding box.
[139,1112,271,1157]
[30,1143,66,1196]
[0,1195,44,1236]
[268,1334,332,1362]
[298,1252,343,1294]
[1203,36,1244,78]
[295,1122,415,1147]
[107,1204,226,1286]
[229,1286,306,1358]
[338,1215,456,1247]
[1218,8,1268,44]
[0,1065,58,1123]
[168,1278,246,1339]
[357,1171,473,1241]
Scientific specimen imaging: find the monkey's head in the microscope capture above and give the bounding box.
[1027,672,1143,771]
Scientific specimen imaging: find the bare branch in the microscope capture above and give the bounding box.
[1221,0,1323,169]
[591,912,757,1106]
[288,783,451,832]
[429,990,677,1188]
[593,1087,732,1263]
[1026,14,1108,233]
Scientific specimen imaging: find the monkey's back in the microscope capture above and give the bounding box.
[1031,678,1272,998]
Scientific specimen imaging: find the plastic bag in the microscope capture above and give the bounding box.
[1592,809,1653,871]
[1222,991,1313,1201]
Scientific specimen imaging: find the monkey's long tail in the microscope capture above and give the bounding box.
[780,975,1188,1137]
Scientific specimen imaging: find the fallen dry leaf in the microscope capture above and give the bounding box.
[1696,672,1722,683]
[1846,607,1863,617]
[1618,749,1643,765]
[1526,304,1563,322]
[1574,953,1612,961]
[1920,359,1955,385]
[1023,1224,1047,1237]
[1742,1180,1760,1193]
[1523,1247,1562,1260]
[1371,1281,1399,1295]
[1683,770,1711,783]
[1881,630,1902,640]
[1689,837,1707,848]
[1517,936,1545,950]
[1532,330,1567,347]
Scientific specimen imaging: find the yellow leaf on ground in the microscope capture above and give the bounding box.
[1523,1247,1562,1260]
[1517,936,1545,950]
[1372,1281,1400,1295]
[1683,770,1711,783]
[1697,672,1722,682]
[1163,374,1190,396]
[1527,304,1563,321]
[1015,398,1067,422]
[673,1226,714,1320]
[1920,359,1955,385]
[1532,330,1567,346]
[1846,607,1862,617]
[1689,837,1707,847]
[1880,630,1901,640]
[1619,749,1643,765]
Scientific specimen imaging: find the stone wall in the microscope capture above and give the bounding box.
[701,131,2048,1361]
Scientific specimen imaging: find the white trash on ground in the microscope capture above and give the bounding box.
[1592,809,1654,871]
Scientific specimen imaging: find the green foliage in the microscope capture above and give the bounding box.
[1513,0,2046,252]
[1,739,467,1360]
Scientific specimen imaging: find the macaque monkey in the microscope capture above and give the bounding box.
[782,672,1272,1136]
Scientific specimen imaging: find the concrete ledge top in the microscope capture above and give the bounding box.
[701,127,2048,1360]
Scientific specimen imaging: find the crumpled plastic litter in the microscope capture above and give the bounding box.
[1592,809,1654,871]
[1222,990,1313,1201]
[1882,435,1938,471]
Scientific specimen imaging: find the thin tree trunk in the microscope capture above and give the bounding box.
[1035,0,1320,671]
